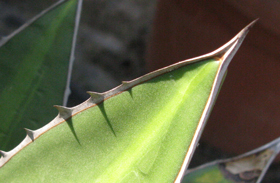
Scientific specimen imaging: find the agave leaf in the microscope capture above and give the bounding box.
[0,22,255,182]
[0,0,82,151]
[182,137,280,183]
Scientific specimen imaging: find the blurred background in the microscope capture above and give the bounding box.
[0,0,279,182]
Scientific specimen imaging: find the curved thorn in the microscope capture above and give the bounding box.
[122,81,129,84]
[87,91,104,100]
[24,128,35,142]
[87,91,105,104]
[121,81,131,88]
[53,105,72,118]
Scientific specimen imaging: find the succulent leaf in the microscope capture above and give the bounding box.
[0,3,256,181]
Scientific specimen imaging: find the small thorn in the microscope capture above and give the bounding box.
[0,150,8,158]
[54,105,72,118]
[87,91,105,104]
[122,81,130,85]
[87,91,104,100]
[24,128,35,141]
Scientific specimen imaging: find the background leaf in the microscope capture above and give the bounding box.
[0,0,81,151]
[183,137,280,183]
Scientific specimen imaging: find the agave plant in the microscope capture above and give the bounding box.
[0,0,278,182]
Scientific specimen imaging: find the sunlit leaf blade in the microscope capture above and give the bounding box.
[183,137,280,183]
[0,0,81,151]
[0,22,255,182]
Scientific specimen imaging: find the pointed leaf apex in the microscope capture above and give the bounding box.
[235,19,258,41]
[24,128,35,141]
[204,20,257,75]
[54,105,72,118]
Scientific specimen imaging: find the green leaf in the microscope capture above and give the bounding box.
[182,137,280,183]
[0,0,81,151]
[0,20,255,182]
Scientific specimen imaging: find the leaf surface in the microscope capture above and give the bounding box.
[0,0,81,151]
[183,137,280,183]
[0,21,256,182]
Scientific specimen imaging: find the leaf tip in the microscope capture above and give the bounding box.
[235,19,258,41]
